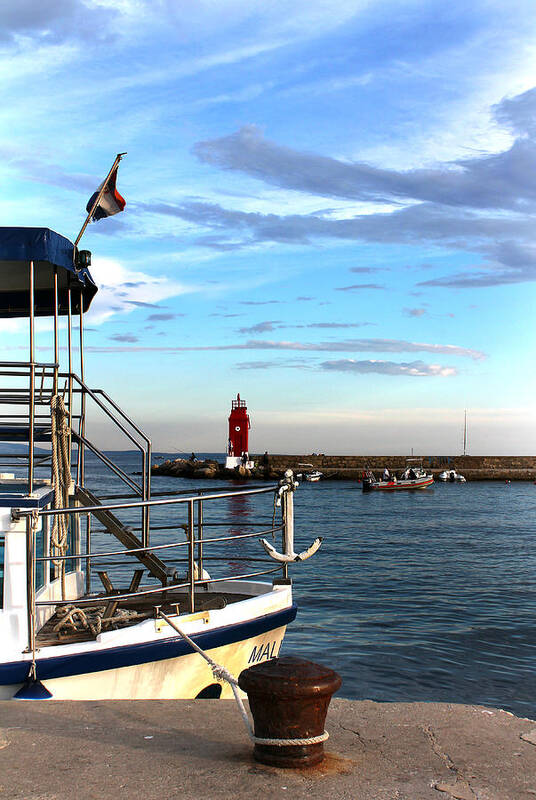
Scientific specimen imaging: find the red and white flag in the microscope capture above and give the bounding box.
[86,163,126,221]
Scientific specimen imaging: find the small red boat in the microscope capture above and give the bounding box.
[362,460,434,491]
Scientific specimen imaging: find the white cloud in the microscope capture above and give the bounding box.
[86,257,192,324]
[321,358,457,377]
[0,42,77,83]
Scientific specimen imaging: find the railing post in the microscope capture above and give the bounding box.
[28,260,35,495]
[74,502,81,574]
[67,289,73,477]
[53,266,59,397]
[197,492,203,578]
[26,515,36,659]
[188,499,195,613]
[144,440,152,548]
[281,482,294,581]
[77,293,85,487]
[141,451,147,547]
[85,512,91,595]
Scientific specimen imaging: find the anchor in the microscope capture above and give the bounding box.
[260,470,322,563]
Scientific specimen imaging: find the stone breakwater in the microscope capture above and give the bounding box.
[151,454,536,481]
[151,457,279,481]
[264,454,536,481]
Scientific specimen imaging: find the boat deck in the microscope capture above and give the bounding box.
[36,590,251,647]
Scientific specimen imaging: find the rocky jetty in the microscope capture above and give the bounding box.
[151,457,280,481]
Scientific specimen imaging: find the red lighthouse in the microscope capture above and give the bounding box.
[225,393,253,468]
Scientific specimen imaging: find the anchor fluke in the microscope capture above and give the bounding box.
[260,536,323,563]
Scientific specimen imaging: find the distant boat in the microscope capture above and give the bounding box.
[304,470,323,482]
[362,459,434,491]
[296,464,323,482]
[438,469,466,483]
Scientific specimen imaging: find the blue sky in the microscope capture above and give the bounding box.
[1,0,536,454]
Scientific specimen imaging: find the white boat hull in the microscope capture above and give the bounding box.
[1,623,288,701]
[438,470,466,482]
[0,581,295,701]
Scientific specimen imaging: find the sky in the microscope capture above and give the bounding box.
[1,0,536,454]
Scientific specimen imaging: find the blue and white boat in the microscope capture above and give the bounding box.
[0,227,321,700]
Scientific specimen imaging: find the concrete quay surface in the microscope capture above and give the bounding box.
[2,698,536,799]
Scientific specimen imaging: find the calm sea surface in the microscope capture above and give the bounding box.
[82,451,536,718]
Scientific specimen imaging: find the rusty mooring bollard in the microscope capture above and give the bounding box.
[238,655,342,768]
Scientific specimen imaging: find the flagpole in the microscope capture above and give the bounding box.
[73,152,127,254]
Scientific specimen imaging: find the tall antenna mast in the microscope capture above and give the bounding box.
[463,409,467,456]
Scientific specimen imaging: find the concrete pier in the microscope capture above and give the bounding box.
[263,454,536,481]
[1,698,536,799]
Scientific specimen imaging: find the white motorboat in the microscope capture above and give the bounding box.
[305,471,323,482]
[438,469,466,483]
[296,464,323,482]
[0,226,322,701]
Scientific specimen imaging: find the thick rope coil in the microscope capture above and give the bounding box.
[53,605,145,637]
[157,610,329,747]
[50,395,73,599]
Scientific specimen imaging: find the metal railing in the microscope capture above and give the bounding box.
[0,360,152,542]
[61,372,152,543]
[63,375,150,493]
[20,481,293,659]
[0,361,58,492]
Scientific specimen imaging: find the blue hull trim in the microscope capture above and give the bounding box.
[0,604,297,685]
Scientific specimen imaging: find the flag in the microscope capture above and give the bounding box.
[86,163,126,221]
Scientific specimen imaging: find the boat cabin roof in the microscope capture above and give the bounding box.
[0,227,97,317]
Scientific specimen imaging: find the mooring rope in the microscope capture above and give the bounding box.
[157,609,329,747]
[53,605,145,637]
[50,394,73,599]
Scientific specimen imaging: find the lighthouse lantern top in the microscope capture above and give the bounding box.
[231,393,247,410]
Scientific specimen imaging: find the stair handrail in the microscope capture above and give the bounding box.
[63,373,150,456]
[63,372,152,544]
[91,388,152,541]
[75,432,143,496]
[91,389,151,446]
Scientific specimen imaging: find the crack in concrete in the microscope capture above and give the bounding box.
[422,726,477,800]
[337,722,368,747]
[336,720,406,775]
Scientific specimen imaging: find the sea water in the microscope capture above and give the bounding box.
[80,451,536,718]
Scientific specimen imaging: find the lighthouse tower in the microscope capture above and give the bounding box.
[225,393,254,469]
